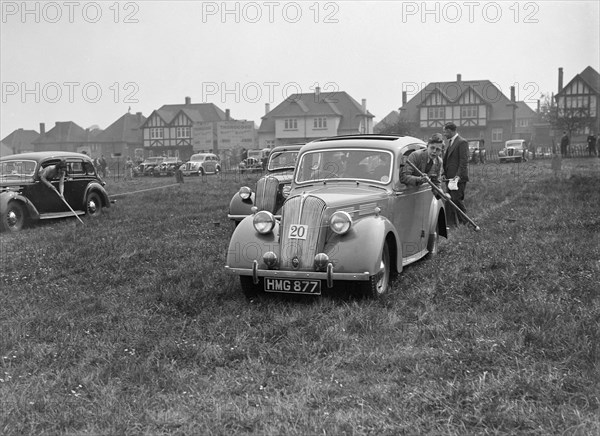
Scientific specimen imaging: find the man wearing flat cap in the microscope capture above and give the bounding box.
[442,122,469,226]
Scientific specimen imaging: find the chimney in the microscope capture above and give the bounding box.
[185,96,191,105]
[536,99,540,113]
[558,67,563,92]
[225,109,230,120]
[265,103,270,115]
[315,86,321,101]
[39,122,45,135]
[361,99,367,114]
[402,91,407,106]
[457,73,462,83]
[136,112,143,122]
[510,86,516,102]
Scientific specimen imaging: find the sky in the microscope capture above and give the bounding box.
[1,0,599,138]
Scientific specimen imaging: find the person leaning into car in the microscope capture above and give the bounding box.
[39,159,67,197]
[400,133,444,189]
[442,122,469,227]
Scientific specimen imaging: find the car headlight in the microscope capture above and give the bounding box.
[239,186,252,200]
[330,211,352,235]
[253,210,276,234]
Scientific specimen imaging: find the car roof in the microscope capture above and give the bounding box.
[269,144,303,154]
[0,151,91,162]
[301,134,425,153]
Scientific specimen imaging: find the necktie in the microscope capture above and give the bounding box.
[424,159,433,174]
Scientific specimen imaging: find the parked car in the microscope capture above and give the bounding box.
[499,139,533,163]
[467,139,486,163]
[138,156,165,176]
[155,157,183,177]
[180,153,221,176]
[226,135,448,298]
[0,152,110,232]
[228,144,302,226]
[237,157,263,174]
[247,148,271,170]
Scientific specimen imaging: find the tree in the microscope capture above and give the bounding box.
[539,92,597,137]
[376,118,418,136]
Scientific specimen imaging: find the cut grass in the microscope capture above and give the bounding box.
[1,161,599,435]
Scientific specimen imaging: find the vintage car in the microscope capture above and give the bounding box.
[180,153,221,176]
[225,135,448,298]
[499,139,533,163]
[0,152,110,232]
[228,144,302,226]
[138,156,165,176]
[155,157,183,177]
[237,157,263,174]
[467,139,486,163]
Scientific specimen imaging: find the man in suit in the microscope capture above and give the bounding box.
[400,133,444,189]
[442,122,469,227]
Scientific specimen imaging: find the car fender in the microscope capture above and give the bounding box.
[427,197,447,239]
[325,215,401,275]
[0,190,40,221]
[228,192,256,219]
[226,214,280,269]
[83,183,110,209]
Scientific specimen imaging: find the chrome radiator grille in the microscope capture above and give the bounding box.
[280,195,327,270]
[256,177,279,213]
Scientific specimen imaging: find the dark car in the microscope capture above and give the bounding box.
[155,157,183,177]
[467,139,486,163]
[228,145,302,226]
[138,156,165,176]
[0,152,110,232]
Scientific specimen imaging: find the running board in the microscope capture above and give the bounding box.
[39,211,85,219]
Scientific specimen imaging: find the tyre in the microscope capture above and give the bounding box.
[359,241,391,298]
[85,192,103,217]
[1,201,27,232]
[240,276,262,299]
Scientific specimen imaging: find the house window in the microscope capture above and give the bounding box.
[150,128,164,139]
[516,119,529,128]
[313,117,327,129]
[461,105,477,118]
[492,128,503,142]
[176,127,190,138]
[284,119,298,130]
[266,140,275,148]
[427,107,444,119]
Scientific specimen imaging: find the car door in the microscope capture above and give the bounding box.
[391,146,428,261]
[32,160,69,214]
[62,159,89,212]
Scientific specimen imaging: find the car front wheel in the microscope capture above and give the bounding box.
[85,192,103,217]
[1,201,27,232]
[360,241,391,298]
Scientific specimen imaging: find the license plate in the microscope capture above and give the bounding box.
[264,278,321,295]
[288,224,308,239]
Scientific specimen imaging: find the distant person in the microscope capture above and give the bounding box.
[124,156,134,180]
[560,131,570,157]
[400,133,444,189]
[442,123,469,227]
[99,154,107,177]
[587,132,597,157]
[39,159,67,197]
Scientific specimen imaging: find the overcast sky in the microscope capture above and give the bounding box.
[1,1,599,137]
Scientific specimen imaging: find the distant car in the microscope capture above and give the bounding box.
[180,153,221,176]
[228,144,302,226]
[467,139,486,163]
[226,135,448,298]
[237,157,264,174]
[138,156,165,176]
[499,139,533,163]
[155,157,183,177]
[0,151,110,232]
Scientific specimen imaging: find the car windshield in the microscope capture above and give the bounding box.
[268,151,298,171]
[296,148,393,184]
[0,159,37,178]
[190,155,208,162]
[506,142,524,149]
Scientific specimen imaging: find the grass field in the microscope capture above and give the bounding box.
[1,158,599,435]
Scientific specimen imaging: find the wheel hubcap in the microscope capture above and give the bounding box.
[88,199,97,214]
[7,211,17,227]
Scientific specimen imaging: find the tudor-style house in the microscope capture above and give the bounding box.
[258,87,375,148]
[398,74,537,156]
[554,66,600,138]
[141,97,256,162]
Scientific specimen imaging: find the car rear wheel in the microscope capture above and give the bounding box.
[239,276,262,299]
[1,201,27,232]
[360,241,391,298]
[86,192,103,217]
